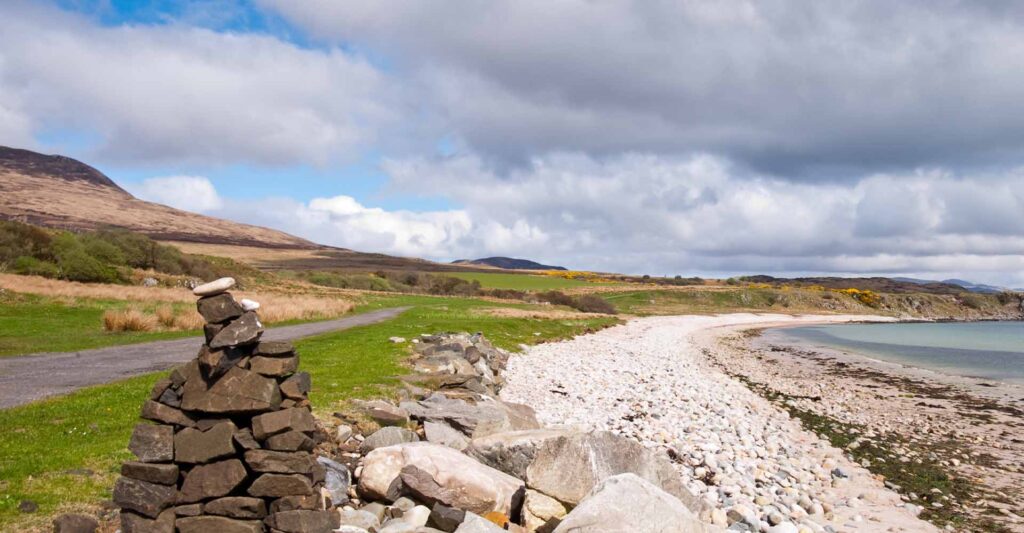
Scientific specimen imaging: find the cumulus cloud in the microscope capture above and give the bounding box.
[265,0,1024,175]
[0,1,398,166]
[127,175,224,213]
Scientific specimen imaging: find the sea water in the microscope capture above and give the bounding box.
[768,321,1024,384]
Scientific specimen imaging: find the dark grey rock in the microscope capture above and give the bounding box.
[210,311,264,349]
[244,449,316,474]
[121,461,179,485]
[196,293,244,324]
[204,496,267,519]
[52,513,98,533]
[113,476,176,518]
[264,430,314,452]
[175,515,263,533]
[140,400,195,427]
[317,456,351,506]
[174,421,238,464]
[177,459,248,503]
[251,407,316,440]
[181,366,281,414]
[128,423,173,463]
[248,474,314,498]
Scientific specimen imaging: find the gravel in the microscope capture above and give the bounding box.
[501,314,937,532]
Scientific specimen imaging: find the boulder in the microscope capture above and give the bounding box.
[454,513,505,533]
[251,407,316,440]
[244,449,316,474]
[128,423,173,463]
[339,508,380,530]
[551,474,711,533]
[424,421,471,451]
[317,456,351,506]
[414,354,478,375]
[52,513,99,533]
[525,431,699,508]
[176,516,263,533]
[121,462,179,485]
[401,394,539,438]
[360,400,411,426]
[249,355,298,377]
[177,459,248,503]
[193,277,236,297]
[522,490,566,533]
[174,421,237,464]
[265,430,314,451]
[467,429,572,480]
[141,400,195,427]
[113,476,176,518]
[248,473,314,498]
[264,509,335,532]
[204,497,267,519]
[428,503,465,532]
[359,442,524,516]
[210,311,264,349]
[181,366,281,414]
[360,426,420,454]
[196,293,244,323]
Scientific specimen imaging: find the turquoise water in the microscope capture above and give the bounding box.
[770,321,1024,384]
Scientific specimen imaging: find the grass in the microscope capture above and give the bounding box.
[0,294,617,531]
[447,271,592,290]
[601,287,882,316]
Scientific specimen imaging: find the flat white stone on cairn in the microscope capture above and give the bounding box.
[193,276,236,296]
[113,285,339,532]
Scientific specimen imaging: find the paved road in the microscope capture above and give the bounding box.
[0,307,409,409]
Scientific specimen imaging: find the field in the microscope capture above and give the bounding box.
[0,294,617,531]
[447,271,592,290]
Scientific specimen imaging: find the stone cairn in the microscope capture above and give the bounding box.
[113,277,340,533]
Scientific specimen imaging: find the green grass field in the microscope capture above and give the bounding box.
[0,292,199,356]
[0,294,617,530]
[447,271,591,290]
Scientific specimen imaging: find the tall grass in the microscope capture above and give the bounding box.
[102,309,157,332]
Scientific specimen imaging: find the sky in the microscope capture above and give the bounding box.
[2,0,1023,286]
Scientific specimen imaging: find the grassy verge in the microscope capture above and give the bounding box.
[447,271,592,290]
[0,295,617,531]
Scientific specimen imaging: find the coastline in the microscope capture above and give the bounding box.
[501,313,939,532]
[699,320,1024,532]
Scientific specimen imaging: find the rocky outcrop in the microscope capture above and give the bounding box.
[112,278,338,532]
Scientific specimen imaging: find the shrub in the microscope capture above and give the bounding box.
[12,256,60,277]
[155,305,177,328]
[59,249,121,283]
[573,295,617,314]
[102,309,156,332]
[536,291,576,307]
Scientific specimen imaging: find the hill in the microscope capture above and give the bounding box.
[740,275,970,295]
[453,256,567,271]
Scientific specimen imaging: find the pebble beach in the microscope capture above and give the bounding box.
[501,314,944,533]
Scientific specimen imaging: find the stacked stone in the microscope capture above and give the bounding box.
[113,277,338,533]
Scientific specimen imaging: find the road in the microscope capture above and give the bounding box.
[0,307,409,409]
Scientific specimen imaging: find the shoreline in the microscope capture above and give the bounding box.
[702,320,1024,532]
[501,313,939,532]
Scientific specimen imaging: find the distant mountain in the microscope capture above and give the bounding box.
[453,257,567,271]
[893,276,1010,294]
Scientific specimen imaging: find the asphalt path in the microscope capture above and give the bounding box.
[0,307,409,409]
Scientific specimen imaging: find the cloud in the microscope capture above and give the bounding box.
[0,2,398,166]
[127,175,224,213]
[264,0,1024,176]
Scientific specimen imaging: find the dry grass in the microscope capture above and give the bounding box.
[473,307,613,320]
[0,273,356,332]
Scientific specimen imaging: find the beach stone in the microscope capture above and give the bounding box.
[244,449,316,474]
[264,509,335,532]
[454,513,505,533]
[250,355,298,377]
[265,430,314,451]
[280,372,311,399]
[193,277,236,297]
[210,311,264,349]
[141,400,195,427]
[361,400,411,426]
[522,490,567,533]
[339,508,380,529]
[177,459,248,503]
[428,503,465,532]
[360,426,421,454]
[552,474,708,533]
[113,476,176,518]
[467,428,572,480]
[239,298,260,311]
[359,442,524,516]
[174,421,237,463]
[197,293,244,323]
[248,473,314,498]
[176,515,263,533]
[401,394,539,438]
[128,423,173,462]
[121,509,175,533]
[181,366,281,414]
[424,421,471,451]
[204,497,267,519]
[252,407,316,440]
[317,456,351,506]
[121,461,178,485]
[52,513,99,533]
[526,430,698,508]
